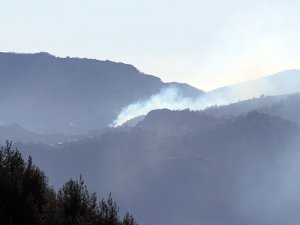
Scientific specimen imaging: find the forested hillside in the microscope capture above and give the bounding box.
[0,142,138,225]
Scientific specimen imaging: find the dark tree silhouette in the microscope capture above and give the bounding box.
[0,141,139,225]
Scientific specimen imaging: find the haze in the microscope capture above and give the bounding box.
[1,0,300,90]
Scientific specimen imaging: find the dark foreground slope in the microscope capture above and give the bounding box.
[18,110,300,225]
[0,142,139,225]
[0,52,202,134]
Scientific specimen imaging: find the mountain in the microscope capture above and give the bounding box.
[202,70,300,105]
[17,109,300,225]
[0,52,203,134]
[136,108,222,136]
[0,123,71,144]
[2,52,300,225]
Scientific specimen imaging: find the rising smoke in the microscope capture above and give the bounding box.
[111,70,300,127]
[109,84,246,127]
[111,86,198,127]
[110,85,261,127]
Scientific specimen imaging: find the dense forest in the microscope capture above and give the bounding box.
[0,141,138,225]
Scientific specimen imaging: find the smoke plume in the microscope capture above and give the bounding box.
[111,70,300,127]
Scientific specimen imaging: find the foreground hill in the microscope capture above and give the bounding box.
[0,52,202,134]
[18,110,300,225]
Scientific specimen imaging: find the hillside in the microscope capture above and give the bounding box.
[0,52,203,134]
[0,123,71,144]
[204,93,300,125]
[18,110,300,225]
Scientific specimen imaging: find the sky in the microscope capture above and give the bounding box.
[0,0,300,91]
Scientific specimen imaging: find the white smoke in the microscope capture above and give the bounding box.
[110,87,196,127]
[110,86,259,127]
[110,86,231,127]
[111,70,300,127]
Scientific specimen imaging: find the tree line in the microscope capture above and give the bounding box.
[0,141,138,225]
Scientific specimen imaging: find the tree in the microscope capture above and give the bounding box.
[123,212,138,225]
[57,175,98,225]
[0,142,139,225]
[99,193,120,225]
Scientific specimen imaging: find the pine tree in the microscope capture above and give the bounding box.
[0,142,139,225]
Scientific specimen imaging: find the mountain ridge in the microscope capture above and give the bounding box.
[0,52,203,134]
[204,69,300,104]
[17,110,300,225]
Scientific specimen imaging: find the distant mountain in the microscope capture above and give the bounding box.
[0,124,42,143]
[0,52,203,134]
[203,70,300,105]
[0,123,79,144]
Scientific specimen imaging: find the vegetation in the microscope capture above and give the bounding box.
[0,141,138,225]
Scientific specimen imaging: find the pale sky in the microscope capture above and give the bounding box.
[1,0,299,91]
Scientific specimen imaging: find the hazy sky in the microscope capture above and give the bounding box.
[1,0,299,90]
